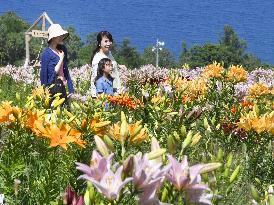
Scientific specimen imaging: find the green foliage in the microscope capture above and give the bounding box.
[0,75,32,105]
[78,32,98,65]
[142,45,177,68]
[65,27,84,68]
[113,38,142,69]
[179,25,265,70]
[0,12,29,66]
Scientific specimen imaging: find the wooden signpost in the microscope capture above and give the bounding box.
[24,12,53,67]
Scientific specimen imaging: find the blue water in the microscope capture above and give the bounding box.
[1,0,274,64]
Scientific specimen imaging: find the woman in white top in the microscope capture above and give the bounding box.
[90,31,126,97]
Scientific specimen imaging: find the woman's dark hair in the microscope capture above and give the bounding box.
[91,31,113,64]
[95,58,112,82]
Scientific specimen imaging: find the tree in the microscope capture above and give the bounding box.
[0,12,29,66]
[179,25,264,70]
[219,25,247,54]
[64,27,84,68]
[78,32,98,65]
[113,38,141,69]
[142,45,177,68]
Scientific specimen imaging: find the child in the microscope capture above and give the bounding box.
[90,31,126,97]
[95,58,115,96]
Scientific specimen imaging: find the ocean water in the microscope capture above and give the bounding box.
[1,0,274,64]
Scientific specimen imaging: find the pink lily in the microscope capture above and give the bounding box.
[64,186,84,205]
[76,150,113,181]
[133,153,170,190]
[166,155,213,205]
[85,165,133,201]
[138,179,171,205]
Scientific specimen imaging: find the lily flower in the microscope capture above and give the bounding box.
[84,165,133,201]
[64,186,84,205]
[133,153,170,190]
[76,150,113,181]
[166,155,213,205]
[108,121,148,144]
[90,118,111,137]
[138,179,171,205]
[43,123,85,149]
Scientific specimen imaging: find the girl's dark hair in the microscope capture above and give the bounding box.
[95,58,112,82]
[91,31,113,64]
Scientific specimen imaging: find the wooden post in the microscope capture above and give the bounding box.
[24,34,31,67]
[24,12,53,67]
[42,15,46,31]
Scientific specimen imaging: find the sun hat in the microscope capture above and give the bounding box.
[47,24,69,42]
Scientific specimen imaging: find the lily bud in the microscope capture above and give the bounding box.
[148,148,166,160]
[94,121,111,128]
[44,96,50,108]
[204,117,209,129]
[123,155,134,176]
[190,132,202,147]
[210,115,216,125]
[94,135,109,157]
[217,148,224,161]
[72,101,81,109]
[173,131,180,141]
[67,116,76,123]
[229,165,240,183]
[250,185,260,202]
[151,137,160,150]
[84,189,91,205]
[120,120,129,142]
[200,163,222,174]
[121,111,127,122]
[225,153,233,168]
[52,98,65,108]
[103,135,115,152]
[182,131,193,149]
[131,125,143,138]
[223,167,230,178]
[80,103,88,110]
[180,125,187,138]
[167,135,176,154]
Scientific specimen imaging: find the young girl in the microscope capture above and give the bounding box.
[90,31,127,97]
[95,58,114,96]
[40,24,74,104]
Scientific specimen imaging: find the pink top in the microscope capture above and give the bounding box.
[50,47,67,85]
[58,61,67,85]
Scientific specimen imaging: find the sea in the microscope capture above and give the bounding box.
[1,0,274,64]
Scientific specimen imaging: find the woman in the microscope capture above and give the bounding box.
[90,31,126,97]
[40,24,74,104]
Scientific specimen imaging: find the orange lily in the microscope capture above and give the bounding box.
[202,62,224,79]
[108,121,148,144]
[226,65,247,83]
[43,123,85,150]
[90,118,111,137]
[0,101,21,123]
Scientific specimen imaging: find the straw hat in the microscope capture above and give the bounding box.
[47,24,69,42]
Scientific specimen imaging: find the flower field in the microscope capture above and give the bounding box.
[0,63,273,205]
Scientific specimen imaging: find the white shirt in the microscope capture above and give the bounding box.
[90,51,121,97]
